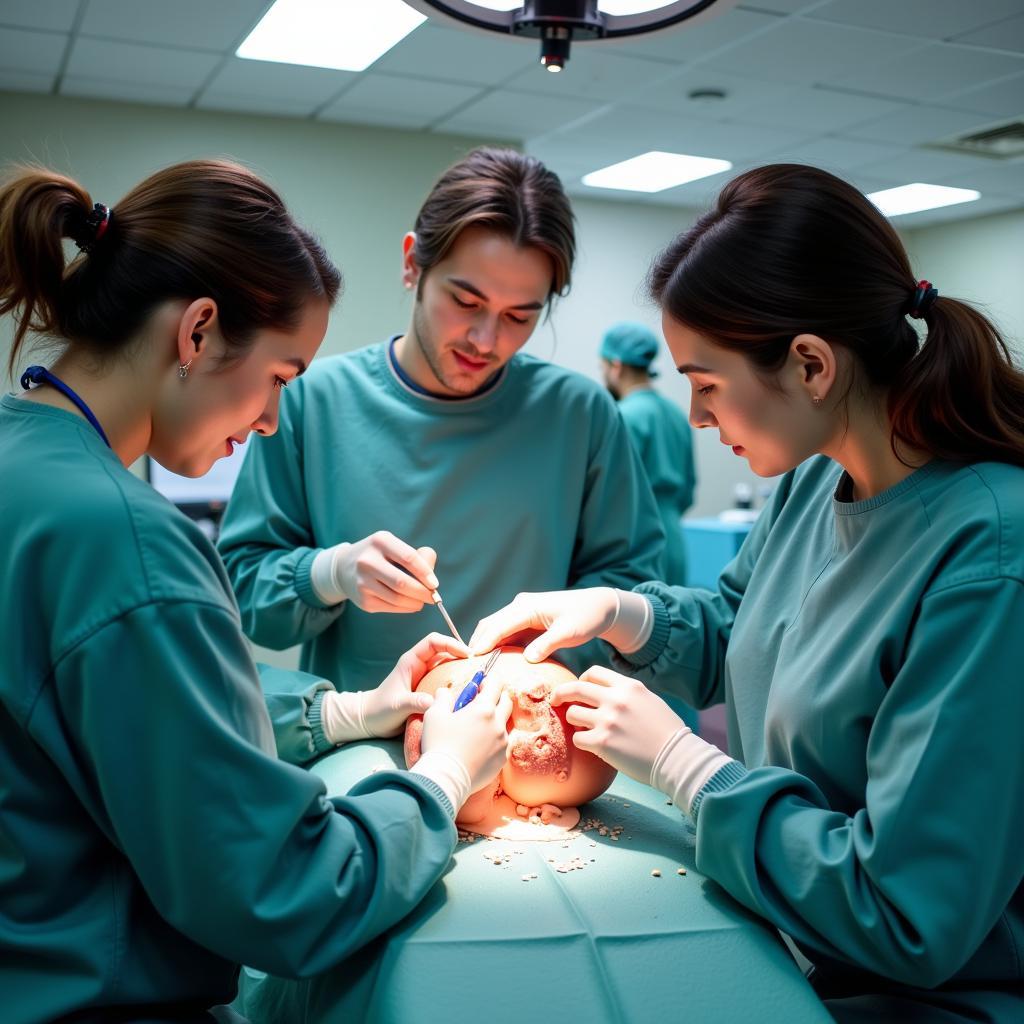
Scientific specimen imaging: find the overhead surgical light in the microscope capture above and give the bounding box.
[404,1,739,72]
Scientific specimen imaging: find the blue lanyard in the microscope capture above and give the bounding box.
[20,365,112,448]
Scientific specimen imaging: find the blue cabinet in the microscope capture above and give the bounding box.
[682,517,755,590]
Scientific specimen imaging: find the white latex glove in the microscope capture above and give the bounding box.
[412,677,513,810]
[553,666,732,814]
[319,632,470,744]
[468,587,653,663]
[311,533,439,612]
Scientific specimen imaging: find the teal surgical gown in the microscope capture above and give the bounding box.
[0,394,458,1024]
[218,340,665,690]
[618,388,695,586]
[616,455,1024,1021]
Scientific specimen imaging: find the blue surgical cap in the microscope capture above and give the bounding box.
[600,321,661,375]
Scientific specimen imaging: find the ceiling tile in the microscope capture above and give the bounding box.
[932,159,1024,197]
[807,0,1024,40]
[940,72,1024,119]
[0,0,79,32]
[703,18,922,85]
[735,0,819,13]
[953,12,1024,53]
[734,86,907,132]
[61,75,196,106]
[538,104,811,164]
[0,67,54,92]
[66,37,220,88]
[609,8,781,64]
[373,22,535,86]
[201,57,355,103]
[80,0,269,52]
[771,136,908,172]
[629,67,794,118]
[883,193,1022,228]
[0,25,66,74]
[318,74,480,127]
[857,146,1005,185]
[832,42,1024,103]
[845,104,1003,146]
[435,88,599,140]
[503,48,678,104]
[195,92,324,117]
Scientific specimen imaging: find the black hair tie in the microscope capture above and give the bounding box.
[909,279,938,319]
[75,203,112,253]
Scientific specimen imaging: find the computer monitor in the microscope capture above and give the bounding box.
[145,439,250,539]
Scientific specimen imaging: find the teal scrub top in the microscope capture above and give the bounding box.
[616,455,1024,1020]
[217,340,666,690]
[0,394,458,1024]
[618,388,695,586]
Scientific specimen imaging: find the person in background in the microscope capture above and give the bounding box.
[471,163,1024,1023]
[217,147,664,695]
[0,160,511,1024]
[601,320,696,586]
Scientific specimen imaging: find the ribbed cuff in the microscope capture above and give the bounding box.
[651,727,735,817]
[296,548,333,609]
[601,590,653,653]
[307,690,334,754]
[689,760,749,823]
[618,592,671,667]
[410,749,472,816]
[318,689,370,745]
[309,546,348,606]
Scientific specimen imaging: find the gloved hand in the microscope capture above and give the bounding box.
[469,587,653,663]
[553,666,733,815]
[319,632,468,743]
[552,665,687,783]
[417,677,513,800]
[311,531,439,612]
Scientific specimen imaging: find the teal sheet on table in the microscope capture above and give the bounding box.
[239,740,831,1024]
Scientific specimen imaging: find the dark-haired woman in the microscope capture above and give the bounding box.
[0,162,512,1024]
[471,164,1024,1021]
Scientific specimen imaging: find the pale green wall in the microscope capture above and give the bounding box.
[904,210,1024,360]
[0,91,495,381]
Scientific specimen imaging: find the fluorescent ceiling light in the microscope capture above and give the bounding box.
[582,151,732,193]
[237,0,426,72]
[867,183,981,217]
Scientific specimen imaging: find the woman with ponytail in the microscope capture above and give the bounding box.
[470,164,1024,1021]
[0,162,512,1024]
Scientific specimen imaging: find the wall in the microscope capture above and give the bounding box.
[903,209,1024,359]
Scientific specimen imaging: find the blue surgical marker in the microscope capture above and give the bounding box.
[453,649,501,711]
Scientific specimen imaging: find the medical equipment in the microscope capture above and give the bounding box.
[453,649,501,711]
[431,590,465,646]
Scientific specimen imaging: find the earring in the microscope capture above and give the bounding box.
[812,395,823,406]
[178,359,192,380]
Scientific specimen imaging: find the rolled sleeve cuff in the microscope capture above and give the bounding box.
[307,690,336,755]
[689,760,749,823]
[615,591,671,668]
[294,548,332,609]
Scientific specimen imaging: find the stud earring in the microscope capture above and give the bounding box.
[812,395,823,406]
[178,359,192,380]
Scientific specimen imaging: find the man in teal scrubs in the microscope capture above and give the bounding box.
[218,148,665,691]
[601,321,696,586]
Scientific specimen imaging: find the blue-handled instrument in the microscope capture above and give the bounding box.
[453,649,501,711]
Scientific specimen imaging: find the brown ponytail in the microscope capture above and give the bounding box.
[648,163,1024,468]
[890,297,1024,465]
[1,160,342,379]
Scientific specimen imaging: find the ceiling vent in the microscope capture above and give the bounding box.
[930,118,1024,159]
